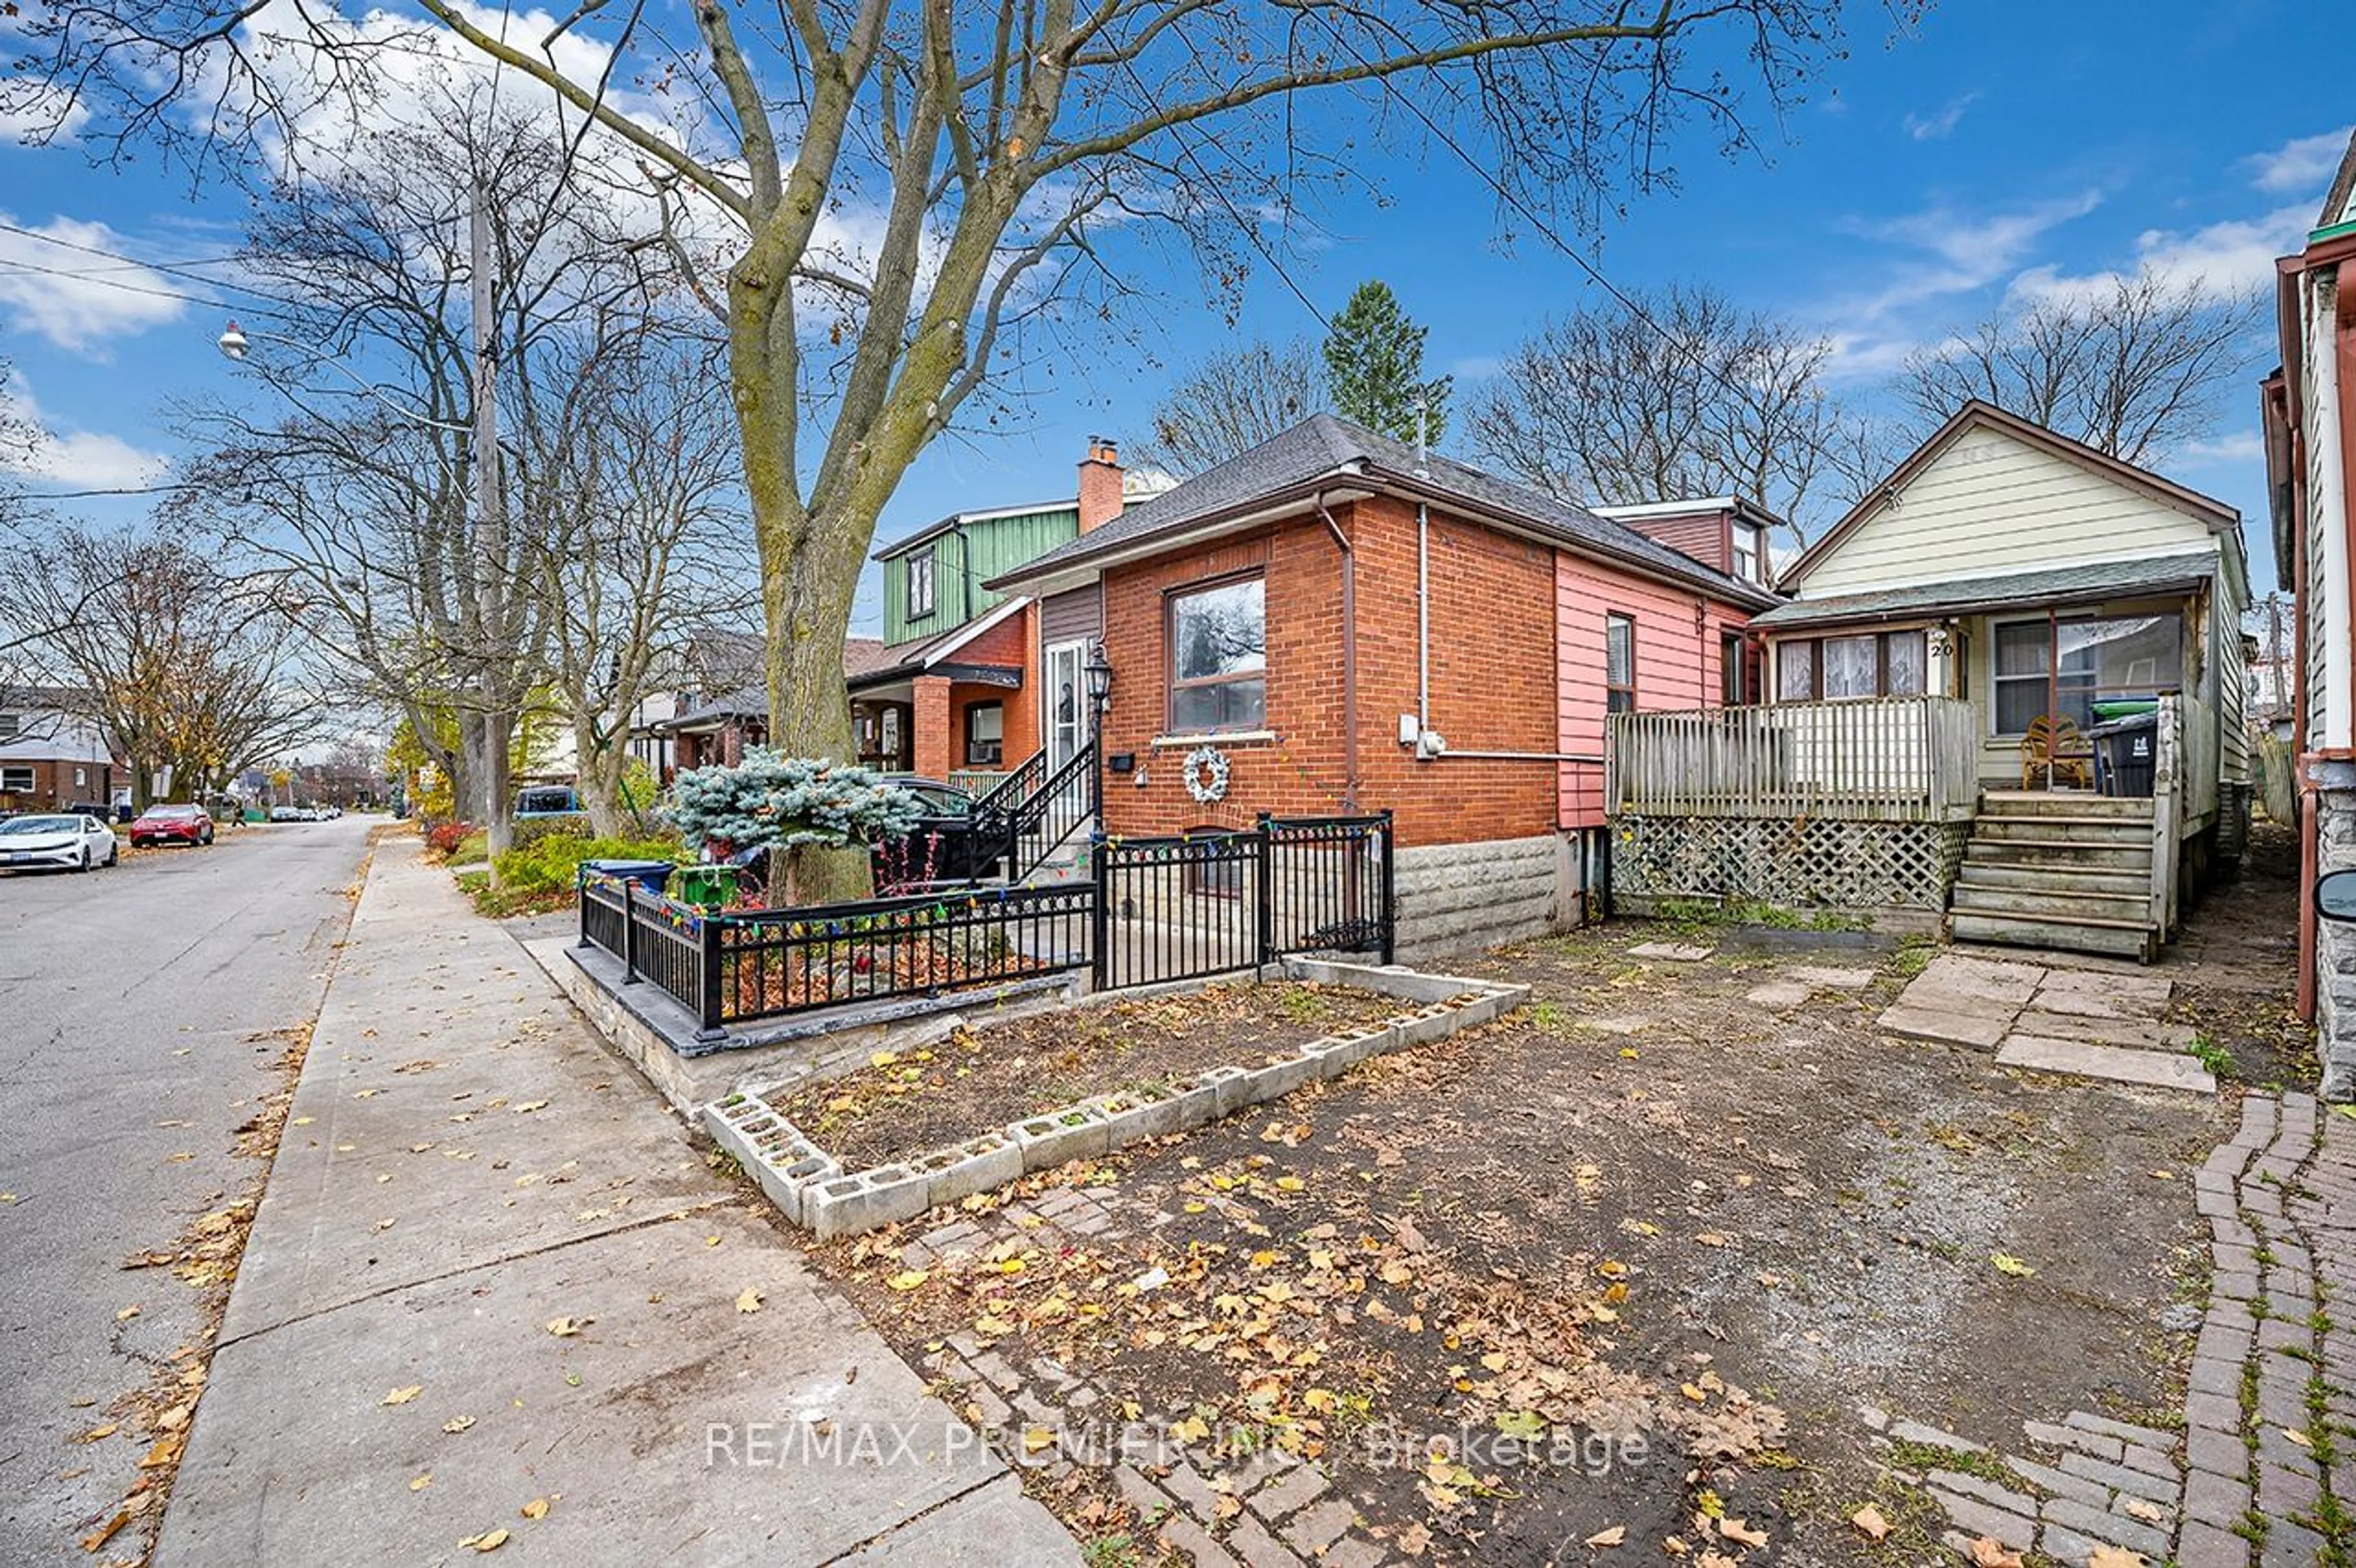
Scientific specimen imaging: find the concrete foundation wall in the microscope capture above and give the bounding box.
[2319,771,2356,1099]
[1392,832,1569,960]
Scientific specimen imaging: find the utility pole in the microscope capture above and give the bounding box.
[469,179,514,866]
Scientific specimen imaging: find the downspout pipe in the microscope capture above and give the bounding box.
[1417,500,1431,733]
[1312,492,1359,811]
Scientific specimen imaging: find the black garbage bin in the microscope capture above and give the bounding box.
[2088,711,2158,797]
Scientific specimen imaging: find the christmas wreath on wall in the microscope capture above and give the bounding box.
[1181,745,1231,804]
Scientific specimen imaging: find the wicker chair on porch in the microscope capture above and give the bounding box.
[2019,714,2095,790]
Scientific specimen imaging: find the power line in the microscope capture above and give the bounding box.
[1309,17,1815,451]
[0,221,301,317]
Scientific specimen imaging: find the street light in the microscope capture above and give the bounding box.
[215,318,472,434]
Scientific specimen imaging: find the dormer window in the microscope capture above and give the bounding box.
[906,548,936,620]
[1731,521,1763,585]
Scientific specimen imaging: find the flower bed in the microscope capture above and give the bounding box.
[704,962,1526,1239]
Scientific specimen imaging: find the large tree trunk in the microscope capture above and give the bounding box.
[575,721,631,840]
[482,704,517,864]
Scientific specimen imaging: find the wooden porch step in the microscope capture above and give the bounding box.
[1951,863,2149,895]
[1950,883,2152,924]
[1950,909,2155,961]
[1977,790,2154,818]
[1963,837,2154,872]
[1971,815,2154,845]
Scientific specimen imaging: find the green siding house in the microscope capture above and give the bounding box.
[876,501,1080,645]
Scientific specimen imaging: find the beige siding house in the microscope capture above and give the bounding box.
[1741,402,2252,956]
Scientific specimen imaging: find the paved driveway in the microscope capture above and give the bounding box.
[0,816,372,1564]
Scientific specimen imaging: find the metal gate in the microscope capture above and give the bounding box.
[1091,812,1392,991]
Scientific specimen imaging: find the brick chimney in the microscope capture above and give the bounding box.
[1077,435,1125,534]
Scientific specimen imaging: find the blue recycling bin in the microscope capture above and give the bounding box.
[580,858,674,896]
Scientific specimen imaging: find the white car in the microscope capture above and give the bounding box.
[0,812,120,873]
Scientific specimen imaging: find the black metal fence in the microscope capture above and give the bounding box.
[576,811,1392,1036]
[1091,813,1394,990]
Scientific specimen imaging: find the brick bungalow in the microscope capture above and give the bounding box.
[0,690,119,813]
[987,415,1779,956]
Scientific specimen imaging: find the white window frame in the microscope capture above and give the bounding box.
[0,766,33,793]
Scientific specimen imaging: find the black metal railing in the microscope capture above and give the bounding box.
[580,869,1092,1035]
[577,810,1391,1037]
[709,883,1092,1023]
[969,748,1048,815]
[1001,740,1096,881]
[1265,814,1395,959]
[1090,811,1393,990]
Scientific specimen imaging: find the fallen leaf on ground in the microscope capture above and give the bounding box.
[886,1270,929,1292]
[79,1512,131,1552]
[443,1415,476,1433]
[115,1305,140,1321]
[1693,1232,1728,1248]
[1719,1518,1768,1548]
[2285,1428,2314,1448]
[544,1317,587,1337]
[1849,1504,1890,1541]
[382,1386,423,1406]
[2085,1550,2147,1568]
[459,1527,510,1552]
[520,1498,550,1520]
[736,1288,763,1313]
[1396,1522,1431,1557]
[514,1101,548,1114]
[1585,1524,1626,1548]
[410,1473,432,1492]
[1989,1252,2036,1278]
[1968,1538,2023,1568]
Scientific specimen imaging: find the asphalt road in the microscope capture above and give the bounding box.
[0,815,373,1564]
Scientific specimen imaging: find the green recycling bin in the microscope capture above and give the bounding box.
[672,863,745,908]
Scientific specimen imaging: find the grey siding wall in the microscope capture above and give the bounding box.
[1041,583,1104,647]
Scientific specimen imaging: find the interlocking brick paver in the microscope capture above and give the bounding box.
[1279,1497,1358,1557]
[2039,1496,2171,1559]
[1228,1513,1307,1568]
[1247,1464,1330,1520]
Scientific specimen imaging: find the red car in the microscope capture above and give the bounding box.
[130,803,216,848]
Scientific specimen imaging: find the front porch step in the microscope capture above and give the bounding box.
[1950,909,2154,960]
[1977,790,2154,818]
[1969,815,2155,845]
[1950,863,2149,896]
[1962,837,2154,873]
[1950,882,2152,924]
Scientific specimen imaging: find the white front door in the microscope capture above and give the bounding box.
[1044,640,1087,775]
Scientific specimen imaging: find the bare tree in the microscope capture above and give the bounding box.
[16,0,1866,897]
[531,340,756,836]
[1465,283,1882,544]
[170,100,685,859]
[0,526,320,803]
[1900,267,2266,464]
[1134,340,1327,477]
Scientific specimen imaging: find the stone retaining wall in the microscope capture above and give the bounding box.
[2318,767,2356,1101]
[1391,832,1568,959]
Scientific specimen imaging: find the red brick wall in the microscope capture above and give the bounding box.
[912,677,953,779]
[1097,496,1561,848]
[1555,555,1754,827]
[0,756,108,810]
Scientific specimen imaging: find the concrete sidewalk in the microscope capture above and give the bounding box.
[157,837,1078,1567]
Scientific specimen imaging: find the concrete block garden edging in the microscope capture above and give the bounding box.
[703,960,1526,1240]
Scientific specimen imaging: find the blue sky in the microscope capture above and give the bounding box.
[0,1,2345,634]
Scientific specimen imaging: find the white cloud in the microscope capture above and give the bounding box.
[0,372,172,489]
[2246,127,2354,196]
[1902,93,1979,142]
[2177,431,2265,465]
[0,82,90,144]
[0,213,188,350]
[1817,190,2103,378]
[2008,201,2311,306]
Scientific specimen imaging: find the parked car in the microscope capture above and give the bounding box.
[131,803,216,848]
[515,785,583,818]
[0,811,120,872]
[871,774,1012,886]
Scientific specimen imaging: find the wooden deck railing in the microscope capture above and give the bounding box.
[1607,696,1979,823]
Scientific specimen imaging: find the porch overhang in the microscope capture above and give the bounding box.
[849,662,1024,703]
[1749,551,2218,633]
